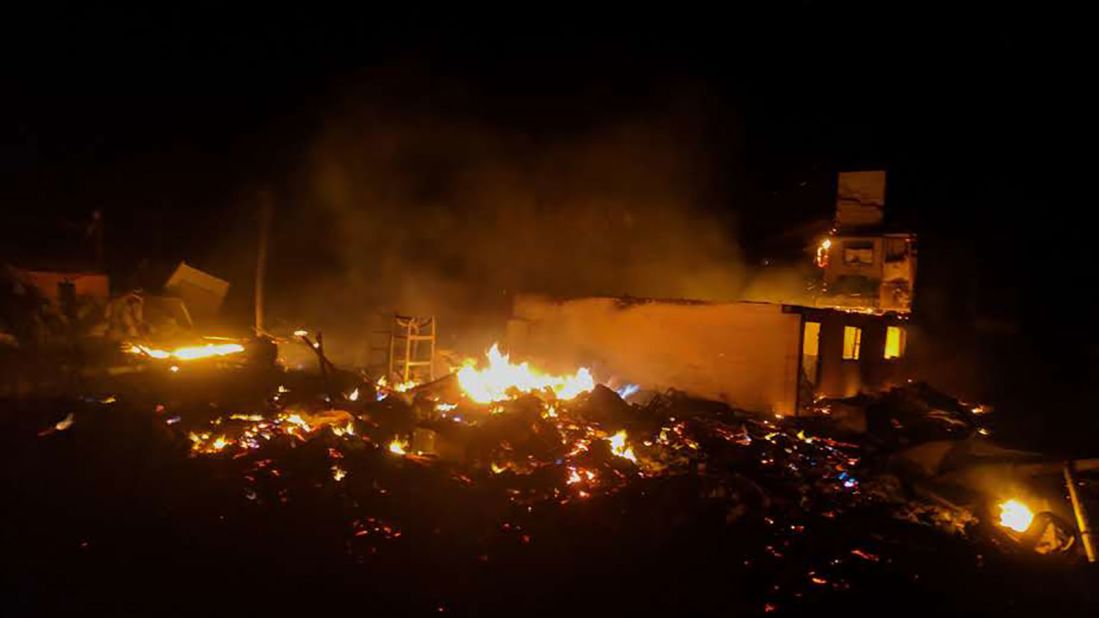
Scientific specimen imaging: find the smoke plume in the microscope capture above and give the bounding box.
[266,89,754,361]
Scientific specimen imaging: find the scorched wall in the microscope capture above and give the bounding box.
[506,295,802,416]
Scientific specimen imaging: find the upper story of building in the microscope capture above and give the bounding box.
[812,171,916,314]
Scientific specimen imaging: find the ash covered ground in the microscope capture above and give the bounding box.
[2,365,1097,617]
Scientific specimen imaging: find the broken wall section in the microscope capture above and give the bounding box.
[506,295,802,416]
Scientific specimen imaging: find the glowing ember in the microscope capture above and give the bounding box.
[388,438,408,456]
[566,466,597,485]
[188,432,230,454]
[331,465,347,481]
[456,344,595,404]
[607,430,637,463]
[348,388,360,402]
[997,499,1034,533]
[127,342,245,361]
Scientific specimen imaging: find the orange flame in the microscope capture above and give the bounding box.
[128,342,245,361]
[456,344,595,404]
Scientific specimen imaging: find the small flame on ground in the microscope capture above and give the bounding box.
[815,238,832,268]
[188,432,230,454]
[388,438,408,456]
[348,388,360,402]
[608,430,637,463]
[331,421,356,437]
[376,376,419,395]
[283,413,311,432]
[998,499,1034,533]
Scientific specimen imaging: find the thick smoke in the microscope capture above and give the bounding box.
[266,97,757,362]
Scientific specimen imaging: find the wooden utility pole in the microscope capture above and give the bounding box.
[254,191,272,335]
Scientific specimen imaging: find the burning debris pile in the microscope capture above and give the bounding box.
[6,344,1098,616]
[177,344,863,516]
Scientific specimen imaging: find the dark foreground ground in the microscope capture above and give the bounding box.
[2,377,1098,617]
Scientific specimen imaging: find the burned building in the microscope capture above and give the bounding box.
[813,171,917,314]
[505,171,916,415]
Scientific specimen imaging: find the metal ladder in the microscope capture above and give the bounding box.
[386,314,436,383]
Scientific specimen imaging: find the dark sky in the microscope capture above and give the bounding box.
[3,5,1066,229]
[2,5,1092,421]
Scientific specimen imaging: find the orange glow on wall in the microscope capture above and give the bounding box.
[884,326,906,359]
[842,326,862,360]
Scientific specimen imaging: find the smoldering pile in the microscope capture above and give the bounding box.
[13,352,1075,616]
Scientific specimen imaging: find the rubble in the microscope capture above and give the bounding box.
[3,346,1097,616]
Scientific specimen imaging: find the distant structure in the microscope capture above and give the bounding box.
[813,171,917,314]
[503,171,921,415]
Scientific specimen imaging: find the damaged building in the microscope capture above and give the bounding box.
[505,171,916,415]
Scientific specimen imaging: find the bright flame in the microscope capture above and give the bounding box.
[330,421,356,437]
[282,413,311,432]
[388,438,408,456]
[616,384,640,399]
[456,344,595,404]
[376,376,418,394]
[815,238,832,268]
[998,499,1034,533]
[293,329,309,337]
[129,345,170,359]
[128,342,245,361]
[348,388,360,402]
[608,430,637,463]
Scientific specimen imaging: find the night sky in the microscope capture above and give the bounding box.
[2,6,1092,443]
